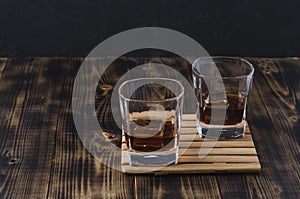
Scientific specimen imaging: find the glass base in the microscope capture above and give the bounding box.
[128,147,178,166]
[197,121,246,139]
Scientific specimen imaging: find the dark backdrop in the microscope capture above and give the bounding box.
[0,0,299,57]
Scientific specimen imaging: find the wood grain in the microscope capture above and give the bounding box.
[0,58,8,78]
[216,58,300,199]
[0,58,63,198]
[0,57,299,198]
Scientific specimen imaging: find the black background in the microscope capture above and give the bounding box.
[1,0,299,57]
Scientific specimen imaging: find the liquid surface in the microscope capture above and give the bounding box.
[199,93,245,125]
[125,119,176,152]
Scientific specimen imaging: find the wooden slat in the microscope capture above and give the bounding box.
[178,155,260,163]
[122,163,261,174]
[122,153,259,165]
[182,114,196,121]
[179,134,253,141]
[178,141,255,148]
[121,114,261,174]
[180,148,257,155]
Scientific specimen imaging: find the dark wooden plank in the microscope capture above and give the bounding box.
[131,175,222,199]
[0,58,64,198]
[0,57,299,198]
[250,58,300,197]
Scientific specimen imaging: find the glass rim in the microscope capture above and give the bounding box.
[118,77,185,103]
[192,56,254,79]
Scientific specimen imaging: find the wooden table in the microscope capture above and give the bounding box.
[0,57,299,198]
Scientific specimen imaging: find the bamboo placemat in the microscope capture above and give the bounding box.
[121,114,261,175]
